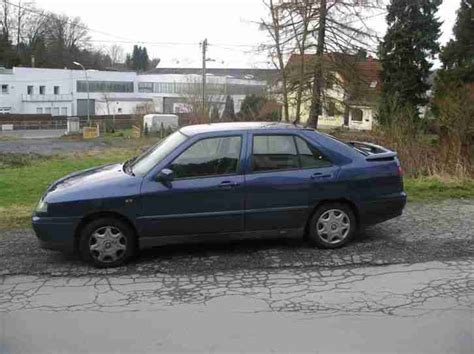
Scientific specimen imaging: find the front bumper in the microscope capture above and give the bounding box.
[32,215,80,253]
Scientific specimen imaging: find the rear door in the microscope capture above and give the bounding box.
[244,132,340,232]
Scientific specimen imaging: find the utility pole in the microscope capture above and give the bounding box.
[201,38,208,120]
[73,61,90,126]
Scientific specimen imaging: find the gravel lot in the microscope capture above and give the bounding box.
[0,199,472,277]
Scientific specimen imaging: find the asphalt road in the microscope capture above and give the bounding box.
[0,199,473,353]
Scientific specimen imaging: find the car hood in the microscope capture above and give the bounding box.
[44,163,141,203]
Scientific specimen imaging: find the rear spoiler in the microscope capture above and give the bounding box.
[347,141,397,161]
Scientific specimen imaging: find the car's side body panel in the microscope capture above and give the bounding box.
[32,123,407,254]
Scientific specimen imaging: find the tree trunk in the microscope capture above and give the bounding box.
[269,0,290,122]
[307,0,326,129]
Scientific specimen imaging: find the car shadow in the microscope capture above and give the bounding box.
[136,229,378,263]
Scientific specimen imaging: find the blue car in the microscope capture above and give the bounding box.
[32,122,406,267]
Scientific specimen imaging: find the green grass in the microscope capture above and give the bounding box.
[1,150,474,230]
[405,177,474,202]
[0,149,136,230]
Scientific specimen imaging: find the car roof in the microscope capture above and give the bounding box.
[179,122,309,136]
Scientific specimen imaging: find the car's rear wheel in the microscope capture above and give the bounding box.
[308,202,356,249]
[79,218,136,267]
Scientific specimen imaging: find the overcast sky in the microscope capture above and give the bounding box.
[35,0,459,68]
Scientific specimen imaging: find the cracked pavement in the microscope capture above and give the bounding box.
[0,200,473,353]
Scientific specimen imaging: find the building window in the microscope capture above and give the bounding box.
[39,86,45,95]
[117,108,122,113]
[326,102,336,117]
[61,107,67,116]
[45,107,51,114]
[138,82,153,93]
[54,86,60,95]
[27,85,34,95]
[77,80,134,93]
[1,84,8,94]
[36,107,43,114]
[53,107,60,116]
[351,108,363,122]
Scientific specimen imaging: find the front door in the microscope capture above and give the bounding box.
[139,135,245,237]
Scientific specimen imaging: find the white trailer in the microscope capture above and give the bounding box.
[143,114,179,132]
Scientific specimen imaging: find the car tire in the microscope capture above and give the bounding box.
[79,217,137,268]
[308,202,356,249]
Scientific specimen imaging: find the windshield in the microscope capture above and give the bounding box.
[131,131,188,176]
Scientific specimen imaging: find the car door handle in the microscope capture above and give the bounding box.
[311,172,332,180]
[218,181,240,189]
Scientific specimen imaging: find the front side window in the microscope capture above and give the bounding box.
[27,85,33,95]
[131,131,188,176]
[170,136,241,179]
[295,137,332,169]
[54,86,60,95]
[1,84,8,94]
[39,86,45,95]
[252,135,299,172]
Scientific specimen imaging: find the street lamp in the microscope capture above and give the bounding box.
[73,61,90,125]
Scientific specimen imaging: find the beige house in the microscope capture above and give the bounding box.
[285,53,381,130]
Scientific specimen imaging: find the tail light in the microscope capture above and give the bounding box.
[397,165,403,176]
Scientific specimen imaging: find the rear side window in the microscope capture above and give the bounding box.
[252,135,299,172]
[252,135,331,172]
[170,136,241,179]
[295,137,332,168]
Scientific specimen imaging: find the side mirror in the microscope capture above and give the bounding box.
[157,168,175,183]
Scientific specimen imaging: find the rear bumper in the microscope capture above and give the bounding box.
[359,192,407,227]
[32,215,79,253]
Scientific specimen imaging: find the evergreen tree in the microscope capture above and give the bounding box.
[0,33,19,67]
[378,0,441,123]
[222,96,235,121]
[210,105,220,122]
[438,0,473,85]
[433,0,473,163]
[240,94,266,120]
[126,45,150,72]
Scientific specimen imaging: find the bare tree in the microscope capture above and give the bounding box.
[108,44,124,67]
[260,0,291,121]
[261,0,384,127]
[284,0,317,123]
[0,0,11,38]
[307,0,383,128]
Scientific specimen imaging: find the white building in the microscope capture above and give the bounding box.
[0,67,276,117]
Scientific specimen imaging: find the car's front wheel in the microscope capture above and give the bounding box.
[308,203,356,249]
[79,218,136,267]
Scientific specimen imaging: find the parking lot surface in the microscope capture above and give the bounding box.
[0,199,473,353]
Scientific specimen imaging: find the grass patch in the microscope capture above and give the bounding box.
[0,149,138,230]
[405,177,474,202]
[1,149,473,230]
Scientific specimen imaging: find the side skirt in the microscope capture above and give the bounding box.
[139,228,305,250]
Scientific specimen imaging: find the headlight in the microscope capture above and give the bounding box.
[36,200,48,213]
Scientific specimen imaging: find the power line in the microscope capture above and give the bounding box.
[3,0,262,50]
[3,0,135,42]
